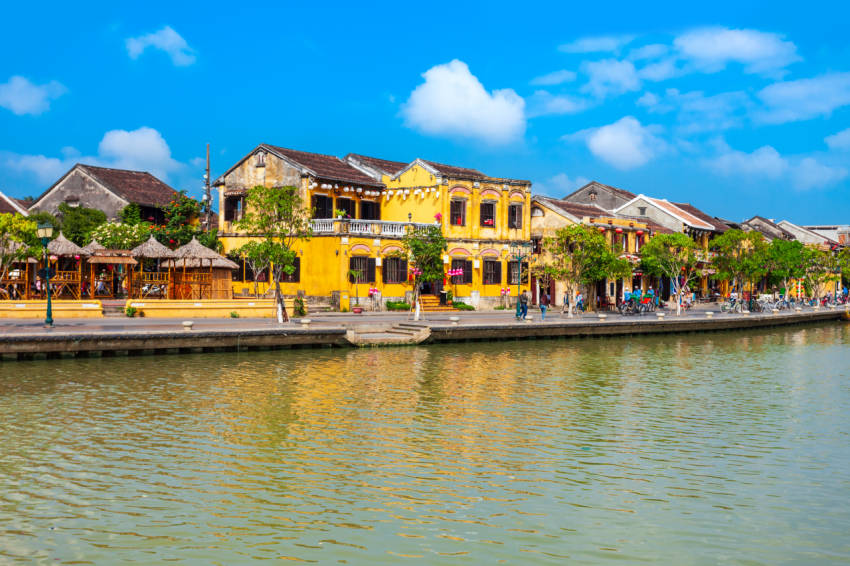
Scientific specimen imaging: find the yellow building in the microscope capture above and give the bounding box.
[215,145,532,310]
[530,196,659,310]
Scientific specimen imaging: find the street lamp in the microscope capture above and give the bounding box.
[37,223,54,327]
[509,241,533,320]
[408,212,412,223]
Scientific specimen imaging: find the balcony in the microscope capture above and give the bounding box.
[310,219,434,237]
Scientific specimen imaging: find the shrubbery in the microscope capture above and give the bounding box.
[386,300,410,311]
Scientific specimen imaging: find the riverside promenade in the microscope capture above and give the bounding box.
[0,304,845,360]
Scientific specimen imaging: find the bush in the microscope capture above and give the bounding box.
[454,303,475,311]
[294,297,307,317]
[494,305,507,310]
[386,300,411,311]
[230,311,239,318]
[125,306,137,318]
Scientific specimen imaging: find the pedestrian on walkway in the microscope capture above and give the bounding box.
[519,290,529,320]
[540,291,550,321]
[561,289,569,314]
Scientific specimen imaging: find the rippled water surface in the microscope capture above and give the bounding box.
[1,324,849,565]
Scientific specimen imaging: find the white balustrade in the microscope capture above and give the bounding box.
[311,219,335,233]
[349,221,374,234]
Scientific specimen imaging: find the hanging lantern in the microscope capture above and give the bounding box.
[615,228,623,234]
[636,230,644,236]
[599,227,606,232]
[388,190,394,196]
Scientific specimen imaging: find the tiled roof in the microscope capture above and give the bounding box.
[0,191,30,215]
[647,198,714,230]
[745,216,795,239]
[12,198,31,210]
[420,159,487,178]
[347,154,409,176]
[266,145,384,187]
[591,181,636,200]
[80,165,177,208]
[537,197,608,219]
[621,216,674,235]
[671,202,729,233]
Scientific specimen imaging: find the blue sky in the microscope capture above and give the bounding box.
[2,0,849,224]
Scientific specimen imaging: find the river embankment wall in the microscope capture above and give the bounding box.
[0,310,844,361]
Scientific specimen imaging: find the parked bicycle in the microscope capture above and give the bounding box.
[721,298,744,314]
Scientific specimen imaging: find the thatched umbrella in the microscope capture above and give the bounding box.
[163,256,239,270]
[129,236,177,299]
[131,236,177,260]
[47,232,87,257]
[82,239,105,255]
[44,232,87,299]
[171,237,228,300]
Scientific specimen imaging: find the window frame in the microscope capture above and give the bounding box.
[483,260,501,285]
[450,199,466,227]
[508,204,523,229]
[480,202,496,227]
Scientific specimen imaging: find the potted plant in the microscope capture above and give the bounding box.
[347,268,363,313]
[334,208,348,220]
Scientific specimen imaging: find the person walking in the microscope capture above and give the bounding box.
[540,291,550,321]
[562,288,569,314]
[519,289,529,320]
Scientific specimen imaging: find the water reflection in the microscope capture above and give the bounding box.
[1,324,849,564]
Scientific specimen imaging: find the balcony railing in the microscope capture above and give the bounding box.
[309,219,435,237]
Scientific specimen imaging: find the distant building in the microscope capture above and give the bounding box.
[802,224,849,247]
[0,191,30,216]
[29,164,178,224]
[562,181,637,211]
[739,216,795,242]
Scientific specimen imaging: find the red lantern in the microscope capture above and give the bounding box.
[636,230,644,236]
[599,227,606,232]
[615,228,623,234]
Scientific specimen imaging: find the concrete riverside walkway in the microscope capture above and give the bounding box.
[0,302,843,335]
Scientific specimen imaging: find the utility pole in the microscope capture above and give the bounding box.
[204,143,212,230]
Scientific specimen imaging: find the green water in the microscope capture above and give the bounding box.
[1,324,849,565]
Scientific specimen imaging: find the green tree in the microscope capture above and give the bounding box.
[401,225,448,317]
[711,229,770,307]
[231,239,273,298]
[800,245,839,302]
[234,185,313,323]
[118,203,143,225]
[24,211,59,246]
[57,203,107,246]
[0,214,37,291]
[766,239,805,297]
[90,221,151,250]
[639,232,705,315]
[541,224,630,318]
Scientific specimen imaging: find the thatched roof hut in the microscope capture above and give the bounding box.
[82,240,105,255]
[164,256,239,270]
[88,249,137,265]
[131,236,177,259]
[173,237,222,261]
[47,232,87,257]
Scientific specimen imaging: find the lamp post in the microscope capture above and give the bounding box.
[509,241,532,320]
[37,222,54,327]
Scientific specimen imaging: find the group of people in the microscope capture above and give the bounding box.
[515,289,585,322]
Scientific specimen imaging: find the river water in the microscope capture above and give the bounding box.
[1,324,849,565]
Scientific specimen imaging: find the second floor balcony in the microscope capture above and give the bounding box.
[310,219,435,238]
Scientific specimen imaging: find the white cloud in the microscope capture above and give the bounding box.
[639,89,751,132]
[565,116,664,170]
[793,158,848,190]
[628,44,669,61]
[707,144,786,178]
[755,72,850,124]
[530,69,577,85]
[704,139,847,190]
[0,76,67,116]
[126,26,196,66]
[674,27,801,77]
[825,127,850,150]
[534,173,591,197]
[526,90,592,117]
[636,91,665,112]
[5,127,183,185]
[637,57,679,82]
[580,59,641,98]
[559,36,634,54]
[399,59,525,144]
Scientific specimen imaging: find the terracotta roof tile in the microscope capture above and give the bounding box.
[618,215,674,235]
[266,145,384,187]
[0,191,30,215]
[671,202,729,233]
[347,154,409,176]
[420,159,487,178]
[647,198,713,230]
[538,197,608,219]
[80,165,177,208]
